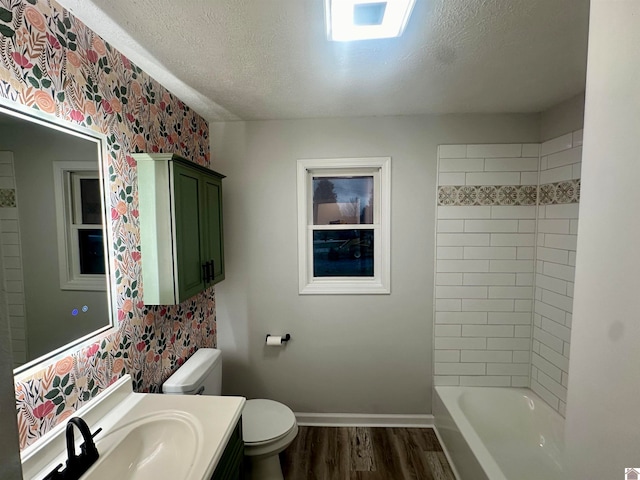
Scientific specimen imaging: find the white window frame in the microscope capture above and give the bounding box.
[53,161,106,291]
[297,157,391,294]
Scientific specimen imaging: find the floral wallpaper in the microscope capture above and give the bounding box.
[1,0,215,449]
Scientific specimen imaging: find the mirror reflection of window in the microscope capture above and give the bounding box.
[53,163,107,290]
[71,173,105,276]
[78,177,102,225]
[77,230,105,275]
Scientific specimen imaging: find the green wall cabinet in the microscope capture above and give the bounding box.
[135,153,225,305]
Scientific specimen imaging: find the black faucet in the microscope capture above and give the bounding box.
[43,417,101,480]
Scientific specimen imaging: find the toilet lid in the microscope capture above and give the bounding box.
[242,399,296,445]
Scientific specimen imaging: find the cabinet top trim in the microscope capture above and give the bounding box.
[133,153,226,179]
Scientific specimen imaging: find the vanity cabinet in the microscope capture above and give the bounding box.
[211,419,245,480]
[135,153,225,305]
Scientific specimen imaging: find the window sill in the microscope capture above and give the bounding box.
[299,279,390,295]
[60,277,107,291]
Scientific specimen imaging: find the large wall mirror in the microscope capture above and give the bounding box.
[0,101,115,375]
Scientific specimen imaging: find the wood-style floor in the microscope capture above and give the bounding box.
[279,426,456,480]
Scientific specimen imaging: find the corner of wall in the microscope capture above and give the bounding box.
[539,93,586,143]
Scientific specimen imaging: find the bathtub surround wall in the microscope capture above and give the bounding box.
[434,144,539,387]
[0,152,27,367]
[531,131,582,415]
[0,303,20,480]
[0,155,21,479]
[435,135,582,412]
[0,0,212,450]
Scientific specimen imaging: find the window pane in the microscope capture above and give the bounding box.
[80,178,102,225]
[78,229,106,274]
[313,176,373,225]
[313,229,373,277]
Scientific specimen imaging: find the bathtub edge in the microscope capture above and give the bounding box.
[434,387,490,480]
[432,423,462,480]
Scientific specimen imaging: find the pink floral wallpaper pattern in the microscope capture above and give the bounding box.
[0,0,216,449]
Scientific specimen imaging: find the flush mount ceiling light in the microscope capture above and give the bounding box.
[325,0,416,42]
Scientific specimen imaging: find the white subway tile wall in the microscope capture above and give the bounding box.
[0,153,26,368]
[531,131,582,413]
[435,144,538,388]
[435,133,582,416]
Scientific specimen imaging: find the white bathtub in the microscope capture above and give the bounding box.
[434,386,565,480]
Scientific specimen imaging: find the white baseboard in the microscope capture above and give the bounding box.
[294,412,434,428]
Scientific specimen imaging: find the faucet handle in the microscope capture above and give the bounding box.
[80,427,102,460]
[42,463,65,480]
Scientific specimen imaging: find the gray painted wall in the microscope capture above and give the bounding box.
[565,0,640,476]
[210,113,540,414]
[540,92,585,142]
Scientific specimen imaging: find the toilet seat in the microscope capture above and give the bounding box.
[243,399,297,446]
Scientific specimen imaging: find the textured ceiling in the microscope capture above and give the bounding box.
[57,0,590,121]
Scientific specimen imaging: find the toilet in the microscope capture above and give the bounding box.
[162,348,298,480]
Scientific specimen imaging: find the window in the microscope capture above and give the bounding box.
[297,157,390,294]
[53,162,106,290]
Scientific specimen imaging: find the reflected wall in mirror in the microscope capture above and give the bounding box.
[0,108,113,371]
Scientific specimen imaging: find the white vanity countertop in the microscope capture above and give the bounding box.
[22,375,245,480]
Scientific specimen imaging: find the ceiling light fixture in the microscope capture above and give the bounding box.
[325,0,416,42]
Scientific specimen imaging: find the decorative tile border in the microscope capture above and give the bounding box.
[0,188,16,207]
[539,179,581,205]
[438,185,537,206]
[437,180,580,207]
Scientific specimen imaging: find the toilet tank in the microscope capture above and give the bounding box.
[162,348,222,395]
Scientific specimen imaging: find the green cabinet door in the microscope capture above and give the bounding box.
[172,162,207,302]
[203,175,225,284]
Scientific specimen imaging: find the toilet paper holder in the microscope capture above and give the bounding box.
[265,333,291,343]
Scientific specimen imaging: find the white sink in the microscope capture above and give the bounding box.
[85,412,201,480]
[21,375,245,480]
